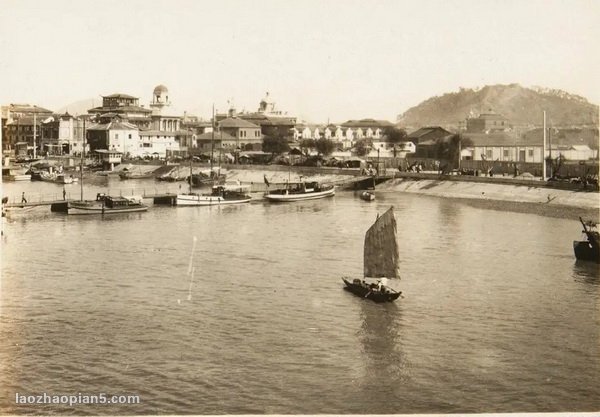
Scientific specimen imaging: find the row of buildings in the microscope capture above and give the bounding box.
[2,87,598,167]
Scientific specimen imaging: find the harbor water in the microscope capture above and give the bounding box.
[1,178,599,414]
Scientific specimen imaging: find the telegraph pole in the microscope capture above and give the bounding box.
[542,111,547,180]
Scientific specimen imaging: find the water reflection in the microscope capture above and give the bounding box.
[572,260,600,285]
[356,301,408,409]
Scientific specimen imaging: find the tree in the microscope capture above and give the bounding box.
[353,138,372,157]
[299,138,315,156]
[384,127,408,144]
[314,138,336,156]
[435,133,473,170]
[262,135,290,155]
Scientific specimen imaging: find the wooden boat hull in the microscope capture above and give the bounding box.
[264,187,335,202]
[341,278,401,303]
[573,240,600,263]
[67,201,148,215]
[176,194,251,206]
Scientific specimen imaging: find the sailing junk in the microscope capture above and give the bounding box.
[342,206,402,302]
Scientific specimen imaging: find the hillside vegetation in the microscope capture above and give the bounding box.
[397,84,598,127]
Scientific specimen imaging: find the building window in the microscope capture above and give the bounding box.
[486,150,493,159]
[129,134,132,139]
[503,150,509,158]
[115,134,119,139]
[528,149,534,157]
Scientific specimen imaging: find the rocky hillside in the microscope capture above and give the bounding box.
[397,84,598,128]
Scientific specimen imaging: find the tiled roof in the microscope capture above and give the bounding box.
[88,106,151,114]
[219,117,260,129]
[102,93,138,99]
[407,126,451,139]
[196,131,237,141]
[87,121,138,131]
[341,119,394,128]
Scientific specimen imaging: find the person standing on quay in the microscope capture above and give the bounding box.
[21,192,27,203]
[62,186,66,200]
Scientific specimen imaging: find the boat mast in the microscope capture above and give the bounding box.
[33,107,37,159]
[189,158,192,194]
[80,117,85,201]
[211,104,215,173]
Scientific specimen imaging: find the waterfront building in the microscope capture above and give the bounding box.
[2,104,53,156]
[137,130,180,158]
[40,113,87,155]
[86,114,140,157]
[464,127,599,163]
[408,126,453,158]
[193,131,237,156]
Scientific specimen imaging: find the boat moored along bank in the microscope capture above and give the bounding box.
[68,193,148,215]
[264,181,335,202]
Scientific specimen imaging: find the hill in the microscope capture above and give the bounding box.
[56,98,101,116]
[397,84,599,128]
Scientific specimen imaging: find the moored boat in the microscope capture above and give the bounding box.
[342,206,402,302]
[177,182,251,206]
[264,181,335,202]
[68,193,148,215]
[573,217,599,263]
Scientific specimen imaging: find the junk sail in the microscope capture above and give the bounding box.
[363,207,400,279]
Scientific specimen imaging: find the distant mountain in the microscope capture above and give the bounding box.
[56,98,101,116]
[397,84,599,128]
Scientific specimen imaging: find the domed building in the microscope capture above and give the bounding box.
[152,84,170,106]
[149,84,181,132]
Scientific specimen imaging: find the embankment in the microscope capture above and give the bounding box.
[377,177,599,211]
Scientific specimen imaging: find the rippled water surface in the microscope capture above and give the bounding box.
[1,178,599,414]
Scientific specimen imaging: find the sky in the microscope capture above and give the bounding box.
[0,0,598,123]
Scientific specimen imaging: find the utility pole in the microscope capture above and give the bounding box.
[542,111,547,181]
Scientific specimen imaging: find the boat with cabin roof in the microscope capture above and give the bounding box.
[264,180,335,202]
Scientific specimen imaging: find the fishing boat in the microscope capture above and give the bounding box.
[264,180,335,202]
[177,182,251,206]
[342,206,402,302]
[68,193,148,215]
[360,191,375,201]
[573,217,599,263]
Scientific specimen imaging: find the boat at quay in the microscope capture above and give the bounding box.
[176,183,251,206]
[68,193,148,215]
[264,180,335,202]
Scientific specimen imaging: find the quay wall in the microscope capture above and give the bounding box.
[377,177,600,210]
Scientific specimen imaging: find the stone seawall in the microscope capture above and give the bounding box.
[377,178,600,210]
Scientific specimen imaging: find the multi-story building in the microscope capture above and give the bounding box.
[86,114,140,156]
[466,110,510,133]
[2,104,53,156]
[40,112,87,155]
[218,117,263,151]
[88,93,152,129]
